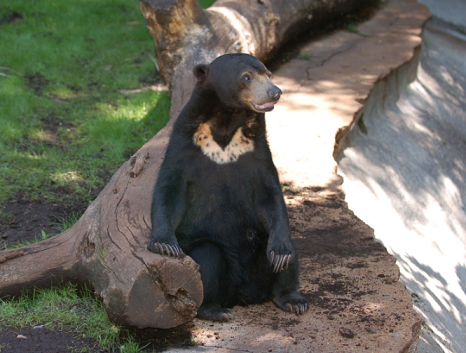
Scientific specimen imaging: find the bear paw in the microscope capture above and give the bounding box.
[147,240,183,258]
[273,292,309,315]
[197,303,235,322]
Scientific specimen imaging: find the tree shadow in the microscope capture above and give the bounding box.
[396,254,465,352]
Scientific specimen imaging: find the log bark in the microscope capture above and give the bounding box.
[0,0,372,329]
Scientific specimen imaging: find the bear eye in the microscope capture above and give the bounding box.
[242,74,252,82]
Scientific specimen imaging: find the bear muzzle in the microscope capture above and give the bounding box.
[252,85,282,112]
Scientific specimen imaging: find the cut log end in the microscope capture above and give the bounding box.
[109,254,203,329]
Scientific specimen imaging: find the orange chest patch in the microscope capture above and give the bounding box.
[193,123,255,164]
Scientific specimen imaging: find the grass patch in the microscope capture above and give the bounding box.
[0,285,140,352]
[1,0,171,350]
[52,213,82,233]
[0,0,170,205]
[198,0,216,8]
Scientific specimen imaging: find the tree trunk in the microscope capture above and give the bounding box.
[0,0,372,329]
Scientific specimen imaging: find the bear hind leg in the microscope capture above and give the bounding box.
[188,242,235,322]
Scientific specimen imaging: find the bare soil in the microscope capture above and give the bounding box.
[0,184,413,352]
[0,192,89,249]
[0,326,110,353]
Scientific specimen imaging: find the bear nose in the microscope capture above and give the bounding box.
[269,86,282,101]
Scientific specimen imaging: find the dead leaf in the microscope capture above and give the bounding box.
[53,97,68,104]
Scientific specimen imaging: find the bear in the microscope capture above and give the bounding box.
[148,53,309,321]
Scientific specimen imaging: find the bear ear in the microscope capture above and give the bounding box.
[193,64,209,84]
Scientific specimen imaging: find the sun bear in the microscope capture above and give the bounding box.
[148,53,309,321]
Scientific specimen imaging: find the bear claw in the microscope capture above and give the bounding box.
[284,301,309,315]
[220,311,235,321]
[274,292,309,315]
[269,251,292,273]
[149,242,183,257]
[197,303,235,322]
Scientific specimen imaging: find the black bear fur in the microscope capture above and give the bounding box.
[148,53,309,321]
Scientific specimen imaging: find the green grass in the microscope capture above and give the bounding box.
[0,0,172,350]
[53,213,82,232]
[198,0,216,8]
[0,0,170,205]
[0,285,140,352]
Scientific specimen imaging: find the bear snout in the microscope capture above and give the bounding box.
[269,86,282,102]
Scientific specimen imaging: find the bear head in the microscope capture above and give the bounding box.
[193,53,282,113]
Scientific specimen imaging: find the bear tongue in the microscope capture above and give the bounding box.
[253,102,275,112]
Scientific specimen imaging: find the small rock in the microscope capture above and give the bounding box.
[16,334,27,339]
[339,327,355,339]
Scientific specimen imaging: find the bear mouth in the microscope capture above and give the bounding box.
[251,101,276,112]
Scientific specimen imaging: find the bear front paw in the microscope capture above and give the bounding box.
[147,240,184,258]
[268,251,292,273]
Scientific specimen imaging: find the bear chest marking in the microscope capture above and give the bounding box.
[193,123,254,164]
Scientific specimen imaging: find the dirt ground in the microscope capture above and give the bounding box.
[0,326,110,353]
[0,192,89,249]
[0,185,420,353]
